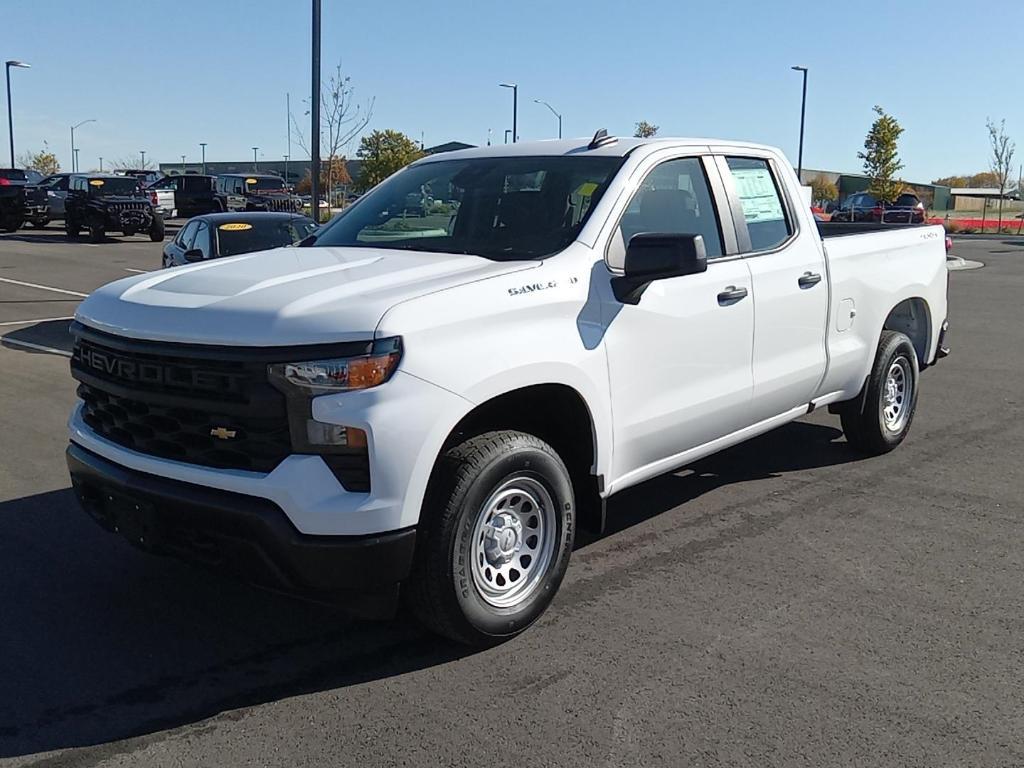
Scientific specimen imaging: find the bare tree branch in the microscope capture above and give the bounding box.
[986,117,1015,232]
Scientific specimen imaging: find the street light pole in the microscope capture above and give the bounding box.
[791,65,808,181]
[70,119,96,173]
[533,99,562,139]
[499,82,518,143]
[73,148,79,172]
[252,146,259,171]
[140,150,146,168]
[284,154,290,187]
[200,142,207,174]
[504,129,511,145]
[5,60,30,167]
[99,156,103,171]
[310,0,322,220]
[181,154,186,171]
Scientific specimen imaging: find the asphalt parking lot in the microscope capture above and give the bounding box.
[0,231,1021,767]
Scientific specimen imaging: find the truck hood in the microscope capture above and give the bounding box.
[75,246,537,346]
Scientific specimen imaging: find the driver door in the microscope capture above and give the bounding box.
[601,155,754,489]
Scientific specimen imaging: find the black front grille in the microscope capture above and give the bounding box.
[69,324,373,488]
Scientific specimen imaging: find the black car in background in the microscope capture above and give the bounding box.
[65,174,165,243]
[147,174,218,218]
[214,174,302,213]
[0,169,29,231]
[831,191,926,224]
[162,211,317,267]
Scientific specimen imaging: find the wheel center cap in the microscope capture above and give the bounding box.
[483,512,523,565]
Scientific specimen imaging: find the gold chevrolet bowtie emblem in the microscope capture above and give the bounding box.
[209,426,237,440]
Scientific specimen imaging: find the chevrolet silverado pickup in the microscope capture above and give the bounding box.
[67,133,949,645]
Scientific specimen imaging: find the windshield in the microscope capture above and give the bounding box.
[89,178,141,196]
[216,218,316,257]
[310,155,623,260]
[247,177,286,192]
[0,169,27,181]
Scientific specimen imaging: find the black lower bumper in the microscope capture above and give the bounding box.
[935,318,950,360]
[66,443,416,610]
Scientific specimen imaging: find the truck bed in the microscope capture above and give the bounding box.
[816,221,929,238]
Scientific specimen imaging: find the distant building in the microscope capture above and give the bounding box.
[799,168,952,211]
[159,140,476,186]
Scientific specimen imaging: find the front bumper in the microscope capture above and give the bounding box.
[67,442,417,604]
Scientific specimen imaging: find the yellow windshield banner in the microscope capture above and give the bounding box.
[575,182,598,197]
[89,179,105,186]
[245,178,258,185]
[218,222,253,231]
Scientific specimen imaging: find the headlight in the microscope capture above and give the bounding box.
[269,337,402,394]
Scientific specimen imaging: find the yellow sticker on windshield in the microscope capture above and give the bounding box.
[218,222,253,231]
[575,182,598,197]
[245,178,258,185]
[89,179,105,186]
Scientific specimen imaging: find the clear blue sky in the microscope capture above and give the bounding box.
[4,0,1022,181]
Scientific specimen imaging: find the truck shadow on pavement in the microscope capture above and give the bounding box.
[0,421,855,758]
[1,318,76,355]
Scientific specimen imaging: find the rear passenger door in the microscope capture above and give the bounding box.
[717,155,828,422]
[602,154,755,486]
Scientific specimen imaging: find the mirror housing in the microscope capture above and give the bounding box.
[183,248,205,263]
[612,233,708,304]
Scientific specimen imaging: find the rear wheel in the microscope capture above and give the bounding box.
[841,330,919,455]
[88,224,105,243]
[65,217,80,239]
[407,430,575,645]
[29,217,49,228]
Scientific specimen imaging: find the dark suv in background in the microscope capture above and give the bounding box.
[65,174,165,242]
[214,174,302,213]
[831,192,926,224]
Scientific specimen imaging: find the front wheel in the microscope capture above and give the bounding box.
[841,330,919,455]
[88,224,105,243]
[407,430,575,645]
[65,218,80,238]
[149,214,165,242]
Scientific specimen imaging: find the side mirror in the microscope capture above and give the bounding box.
[612,233,708,304]
[183,248,205,263]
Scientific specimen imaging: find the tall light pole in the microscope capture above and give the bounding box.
[199,142,207,174]
[5,60,30,167]
[311,0,322,219]
[140,150,146,168]
[504,129,511,145]
[70,119,96,172]
[99,156,103,171]
[73,148,79,172]
[791,65,808,181]
[533,99,562,139]
[499,82,517,143]
[252,146,259,171]
[286,92,291,183]
[284,154,290,187]
[181,154,186,171]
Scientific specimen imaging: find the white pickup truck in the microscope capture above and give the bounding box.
[67,133,949,644]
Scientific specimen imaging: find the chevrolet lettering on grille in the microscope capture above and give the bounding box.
[75,344,245,395]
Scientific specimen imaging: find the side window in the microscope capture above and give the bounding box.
[53,176,70,191]
[725,157,793,252]
[608,156,723,270]
[177,220,199,249]
[192,222,211,257]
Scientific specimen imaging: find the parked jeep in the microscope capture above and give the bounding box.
[214,174,302,213]
[64,174,165,243]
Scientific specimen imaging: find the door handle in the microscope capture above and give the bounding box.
[798,271,822,288]
[717,285,748,305]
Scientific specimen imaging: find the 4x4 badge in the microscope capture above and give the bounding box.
[209,427,237,440]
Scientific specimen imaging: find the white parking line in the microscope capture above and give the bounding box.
[124,268,148,273]
[0,337,72,357]
[0,316,75,327]
[0,277,88,298]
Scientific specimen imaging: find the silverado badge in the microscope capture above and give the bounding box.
[209,427,238,440]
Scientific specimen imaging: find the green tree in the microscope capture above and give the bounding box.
[808,174,838,203]
[858,106,904,202]
[356,130,424,191]
[634,120,659,138]
[17,146,60,175]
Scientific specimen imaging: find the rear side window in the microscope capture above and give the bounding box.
[0,169,26,181]
[725,157,792,251]
[895,193,920,207]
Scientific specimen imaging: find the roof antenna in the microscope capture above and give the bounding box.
[588,128,616,150]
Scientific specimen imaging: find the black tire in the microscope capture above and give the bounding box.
[407,430,576,645]
[29,218,49,229]
[88,225,104,243]
[149,214,165,242]
[65,218,80,239]
[841,330,919,455]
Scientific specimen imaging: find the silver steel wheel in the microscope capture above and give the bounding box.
[470,476,557,609]
[882,356,913,432]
